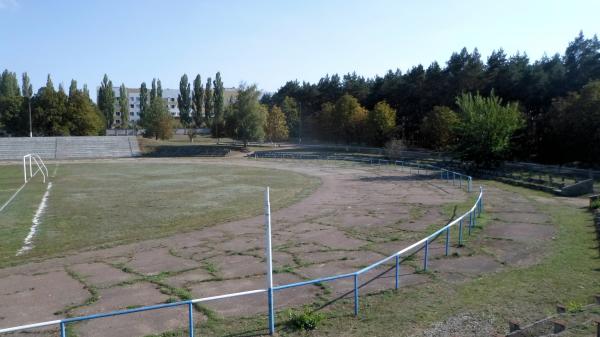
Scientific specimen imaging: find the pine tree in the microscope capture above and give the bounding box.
[82,84,90,99]
[191,74,204,127]
[68,79,78,98]
[177,74,192,127]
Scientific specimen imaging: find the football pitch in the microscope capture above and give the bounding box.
[0,160,319,267]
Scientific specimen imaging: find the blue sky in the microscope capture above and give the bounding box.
[0,0,599,95]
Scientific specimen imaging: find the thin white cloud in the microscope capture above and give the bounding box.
[0,0,18,9]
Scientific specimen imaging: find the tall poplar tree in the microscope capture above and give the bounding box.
[150,78,157,100]
[212,72,224,141]
[204,77,213,123]
[97,74,114,128]
[157,79,163,98]
[191,74,204,127]
[177,74,192,127]
[140,82,148,123]
[119,83,129,128]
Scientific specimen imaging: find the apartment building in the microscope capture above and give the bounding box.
[111,87,179,126]
[110,86,238,127]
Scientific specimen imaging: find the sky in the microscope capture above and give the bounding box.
[1,0,599,96]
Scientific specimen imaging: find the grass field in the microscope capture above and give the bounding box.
[0,161,320,267]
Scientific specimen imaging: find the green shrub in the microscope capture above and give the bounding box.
[566,300,584,313]
[285,307,325,331]
[590,198,600,209]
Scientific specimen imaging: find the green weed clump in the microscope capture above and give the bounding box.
[285,307,325,331]
[566,300,584,313]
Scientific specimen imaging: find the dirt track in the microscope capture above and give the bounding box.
[0,158,559,337]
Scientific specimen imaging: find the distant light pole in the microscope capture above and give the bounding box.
[298,102,302,144]
[28,97,32,137]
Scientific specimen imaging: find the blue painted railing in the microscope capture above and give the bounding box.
[252,151,473,192]
[0,163,483,337]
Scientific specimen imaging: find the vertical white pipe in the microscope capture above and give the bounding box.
[29,156,32,177]
[23,156,27,183]
[264,187,274,334]
[264,187,273,288]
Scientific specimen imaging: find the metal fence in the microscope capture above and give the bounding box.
[251,151,473,192]
[0,159,483,337]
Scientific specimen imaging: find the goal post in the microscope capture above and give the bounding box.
[23,154,49,183]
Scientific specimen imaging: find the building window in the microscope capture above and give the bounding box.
[170,105,175,109]
[116,112,121,116]
[130,112,134,116]
[171,98,175,102]
[116,119,121,124]
[130,104,134,108]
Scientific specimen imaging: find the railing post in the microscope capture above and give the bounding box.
[459,175,462,188]
[23,155,27,183]
[468,212,473,235]
[423,239,429,271]
[468,177,472,192]
[60,322,66,337]
[395,255,399,289]
[445,228,450,256]
[264,187,275,335]
[188,302,194,337]
[458,219,463,246]
[452,172,455,185]
[354,273,359,316]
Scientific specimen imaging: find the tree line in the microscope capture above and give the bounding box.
[0,72,104,136]
[262,32,600,166]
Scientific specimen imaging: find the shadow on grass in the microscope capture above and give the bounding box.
[358,173,440,183]
[143,144,231,157]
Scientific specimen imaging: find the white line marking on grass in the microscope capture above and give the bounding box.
[0,183,27,213]
[0,166,45,214]
[16,182,52,256]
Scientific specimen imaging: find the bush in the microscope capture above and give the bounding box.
[285,307,324,331]
[384,138,407,160]
[455,92,524,167]
[590,198,600,209]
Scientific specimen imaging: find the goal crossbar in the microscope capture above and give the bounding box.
[23,154,49,183]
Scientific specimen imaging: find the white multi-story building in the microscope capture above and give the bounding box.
[110,86,238,128]
[111,87,180,127]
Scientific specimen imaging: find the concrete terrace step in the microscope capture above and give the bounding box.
[0,136,141,160]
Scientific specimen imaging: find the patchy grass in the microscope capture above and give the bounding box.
[0,161,319,267]
[148,181,599,337]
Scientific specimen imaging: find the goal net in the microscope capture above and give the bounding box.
[23,154,49,183]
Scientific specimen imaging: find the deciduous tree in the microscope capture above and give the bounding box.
[265,105,289,142]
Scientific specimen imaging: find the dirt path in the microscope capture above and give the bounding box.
[0,159,560,337]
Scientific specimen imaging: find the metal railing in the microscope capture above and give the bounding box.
[0,161,483,337]
[252,151,473,192]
